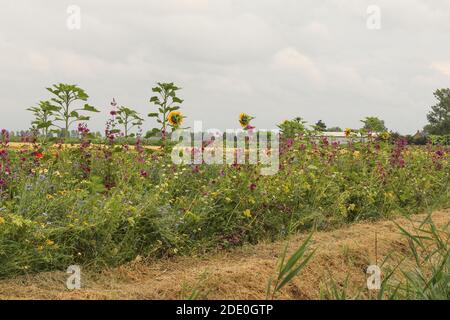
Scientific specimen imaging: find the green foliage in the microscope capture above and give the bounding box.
[360,116,387,133]
[148,82,184,146]
[46,83,99,138]
[116,106,143,138]
[321,213,449,300]
[388,214,449,300]
[314,120,327,131]
[425,88,450,135]
[266,233,315,299]
[320,275,361,300]
[0,136,448,278]
[27,101,59,138]
[277,117,308,138]
[430,134,450,145]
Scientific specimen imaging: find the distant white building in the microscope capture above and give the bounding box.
[316,132,379,144]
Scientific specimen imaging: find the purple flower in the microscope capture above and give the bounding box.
[140,170,148,178]
[435,150,444,157]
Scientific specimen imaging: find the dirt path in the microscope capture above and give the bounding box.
[0,210,448,300]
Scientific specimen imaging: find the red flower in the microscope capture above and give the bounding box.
[140,170,148,178]
[35,152,44,159]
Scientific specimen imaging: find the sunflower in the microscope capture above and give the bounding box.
[239,113,254,128]
[344,128,352,137]
[380,131,390,141]
[167,111,183,127]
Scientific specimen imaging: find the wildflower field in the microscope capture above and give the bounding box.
[0,82,449,302]
[0,125,449,279]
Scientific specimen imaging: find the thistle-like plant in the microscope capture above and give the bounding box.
[46,83,99,138]
[148,82,184,147]
[27,101,59,138]
[116,106,143,138]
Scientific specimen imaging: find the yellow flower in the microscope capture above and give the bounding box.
[167,111,183,127]
[239,113,254,128]
[344,128,352,137]
[380,131,390,141]
[45,239,55,246]
[384,192,394,200]
[353,151,360,159]
[243,209,252,218]
[0,216,5,225]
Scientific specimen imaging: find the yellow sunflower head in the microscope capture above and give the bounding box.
[344,128,352,137]
[167,111,183,127]
[380,131,390,141]
[239,113,254,128]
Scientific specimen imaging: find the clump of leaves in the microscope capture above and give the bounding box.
[27,101,59,140]
[46,83,99,138]
[277,117,308,139]
[116,106,143,138]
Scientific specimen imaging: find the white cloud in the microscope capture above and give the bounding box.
[431,62,450,77]
[0,0,450,134]
[271,47,322,82]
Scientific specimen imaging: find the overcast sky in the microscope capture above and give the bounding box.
[1,0,450,134]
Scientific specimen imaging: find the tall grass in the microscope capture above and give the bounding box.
[320,213,449,300]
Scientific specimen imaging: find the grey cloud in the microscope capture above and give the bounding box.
[1,0,450,134]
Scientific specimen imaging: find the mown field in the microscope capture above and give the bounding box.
[1,128,449,283]
[0,211,447,300]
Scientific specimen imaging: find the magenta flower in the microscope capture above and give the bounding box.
[140,170,148,178]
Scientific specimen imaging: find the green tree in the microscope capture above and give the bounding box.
[424,88,450,135]
[278,117,308,138]
[314,120,327,131]
[27,101,59,138]
[360,116,387,132]
[46,83,99,138]
[116,106,143,138]
[327,126,343,132]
